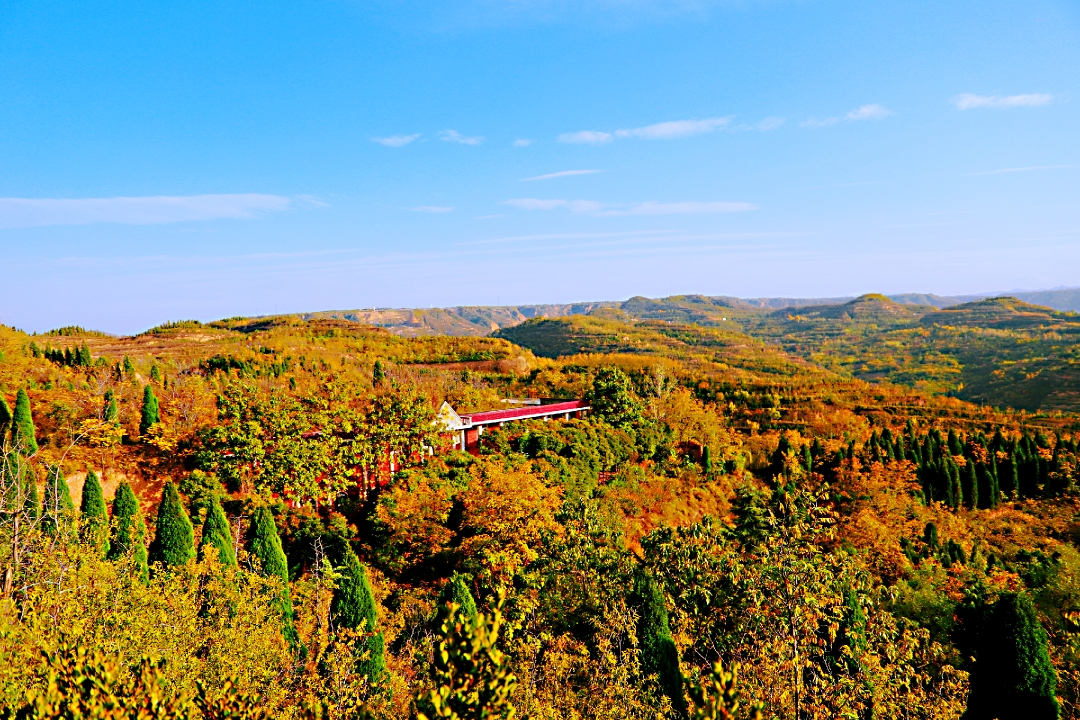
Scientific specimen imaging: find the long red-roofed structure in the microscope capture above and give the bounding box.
[438,399,590,454]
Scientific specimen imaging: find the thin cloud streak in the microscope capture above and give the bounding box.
[438,129,485,145]
[966,165,1075,176]
[522,170,601,181]
[558,116,731,144]
[372,134,421,147]
[953,93,1053,110]
[502,198,757,215]
[803,104,893,127]
[0,194,294,229]
[411,205,455,213]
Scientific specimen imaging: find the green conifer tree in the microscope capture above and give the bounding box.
[109,481,149,583]
[41,467,75,534]
[10,388,37,455]
[122,356,135,376]
[139,385,159,436]
[103,390,119,423]
[964,592,1060,719]
[372,359,385,385]
[436,573,479,627]
[198,495,237,567]
[634,569,687,719]
[331,547,387,683]
[149,364,162,383]
[80,470,110,555]
[147,481,195,570]
[702,445,713,475]
[249,506,299,648]
[0,395,11,440]
[963,461,978,510]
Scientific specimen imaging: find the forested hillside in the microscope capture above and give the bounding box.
[3,311,1080,718]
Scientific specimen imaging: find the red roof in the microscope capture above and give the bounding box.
[462,400,589,425]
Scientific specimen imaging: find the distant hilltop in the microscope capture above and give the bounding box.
[284,287,1080,338]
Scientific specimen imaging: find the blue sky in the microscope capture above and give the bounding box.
[1,0,1077,334]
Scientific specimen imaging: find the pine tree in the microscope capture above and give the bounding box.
[122,356,134,376]
[372,359,385,385]
[702,445,713,475]
[139,385,159,436]
[964,592,1060,719]
[109,481,149,583]
[148,481,195,570]
[149,364,162,383]
[0,395,11,440]
[331,547,386,683]
[249,506,299,648]
[437,573,478,627]
[103,390,119,423]
[80,470,110,555]
[634,569,687,718]
[198,495,236,567]
[10,388,37,455]
[963,461,978,510]
[41,467,75,534]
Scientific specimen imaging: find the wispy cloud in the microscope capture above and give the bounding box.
[504,198,606,213]
[411,205,455,213]
[953,93,1053,110]
[522,170,601,181]
[513,139,534,147]
[615,117,731,139]
[438,129,484,145]
[502,198,756,215]
[803,104,893,127]
[557,130,614,145]
[966,165,1075,176]
[0,194,294,229]
[558,116,731,144]
[372,134,420,147]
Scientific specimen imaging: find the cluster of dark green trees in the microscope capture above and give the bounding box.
[38,343,94,368]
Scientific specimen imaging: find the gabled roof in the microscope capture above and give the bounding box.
[461,400,589,426]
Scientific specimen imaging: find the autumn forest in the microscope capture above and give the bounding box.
[3,293,1080,719]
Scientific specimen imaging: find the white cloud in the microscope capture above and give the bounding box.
[599,201,757,216]
[803,104,893,127]
[372,134,420,147]
[557,130,614,145]
[502,198,756,216]
[558,116,731,144]
[614,116,731,139]
[966,164,1075,176]
[0,194,294,229]
[846,104,892,121]
[953,93,1053,110]
[438,129,484,145]
[411,206,455,213]
[503,198,605,213]
[513,139,534,147]
[522,169,601,181]
[756,117,785,131]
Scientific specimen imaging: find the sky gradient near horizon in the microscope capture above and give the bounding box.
[1,0,1078,334]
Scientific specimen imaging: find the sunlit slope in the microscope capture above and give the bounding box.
[737,295,1080,412]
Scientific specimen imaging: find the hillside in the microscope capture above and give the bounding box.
[5,308,1080,717]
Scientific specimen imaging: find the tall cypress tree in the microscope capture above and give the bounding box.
[331,547,386,683]
[80,470,110,555]
[436,573,478,627]
[963,461,978,510]
[0,395,11,440]
[198,495,236,567]
[964,592,1060,719]
[10,388,37,455]
[109,481,149,583]
[634,569,687,719]
[249,506,299,648]
[103,390,119,423]
[148,481,195,570]
[41,467,75,534]
[139,385,159,436]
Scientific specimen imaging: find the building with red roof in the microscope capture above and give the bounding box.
[438,399,590,454]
